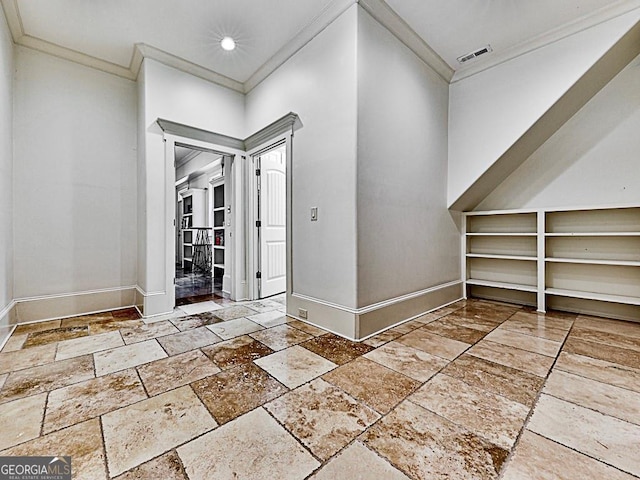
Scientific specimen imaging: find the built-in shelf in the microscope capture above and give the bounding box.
[546,257,640,267]
[464,205,640,322]
[546,288,640,306]
[545,232,640,237]
[466,253,536,261]
[466,233,537,237]
[466,278,538,293]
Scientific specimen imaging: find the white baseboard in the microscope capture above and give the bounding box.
[13,286,136,324]
[288,280,463,340]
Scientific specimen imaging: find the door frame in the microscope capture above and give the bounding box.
[247,139,288,300]
[163,133,246,304]
[246,134,293,301]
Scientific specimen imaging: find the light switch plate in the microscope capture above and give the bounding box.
[311,207,318,221]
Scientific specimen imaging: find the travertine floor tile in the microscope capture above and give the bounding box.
[0,355,94,403]
[301,333,374,365]
[111,308,141,320]
[170,312,223,331]
[177,407,319,479]
[422,320,487,344]
[178,301,222,316]
[0,343,57,374]
[44,368,147,433]
[555,351,640,393]
[156,327,222,356]
[310,441,410,480]
[94,339,167,376]
[191,362,288,424]
[449,301,518,323]
[364,341,448,382]
[411,374,529,449]
[13,320,61,335]
[500,319,568,342]
[528,394,640,476]
[0,393,47,450]
[389,321,422,335]
[89,318,143,335]
[206,317,263,339]
[60,312,113,328]
[442,354,544,407]
[0,419,107,480]
[243,299,282,313]
[113,450,187,480]
[363,400,508,480]
[323,357,420,414]
[574,315,640,339]
[444,313,502,332]
[502,430,636,480]
[396,328,470,360]
[120,321,179,345]
[201,335,273,369]
[102,386,217,477]
[211,305,258,321]
[255,345,336,388]
[508,310,575,330]
[543,370,640,424]
[1,333,27,352]
[55,330,124,361]
[249,324,312,351]
[363,329,404,348]
[265,378,379,460]
[468,340,555,377]
[23,326,88,348]
[247,310,288,327]
[137,350,220,396]
[287,320,327,337]
[485,328,561,357]
[564,337,640,369]
[569,325,640,352]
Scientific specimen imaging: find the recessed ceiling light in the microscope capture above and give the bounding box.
[220,36,236,51]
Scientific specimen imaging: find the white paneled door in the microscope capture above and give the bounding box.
[258,146,286,298]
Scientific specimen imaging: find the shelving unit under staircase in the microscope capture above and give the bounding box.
[463,205,640,322]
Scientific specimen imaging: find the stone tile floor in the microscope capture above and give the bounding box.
[0,296,639,479]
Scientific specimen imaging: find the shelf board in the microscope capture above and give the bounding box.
[466,233,537,237]
[545,288,640,306]
[545,232,640,237]
[213,263,225,269]
[213,245,225,249]
[184,257,193,262]
[183,243,192,246]
[466,279,537,293]
[213,226,225,230]
[467,253,536,261]
[214,207,225,212]
[546,257,640,267]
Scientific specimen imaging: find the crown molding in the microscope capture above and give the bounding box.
[135,43,244,93]
[4,0,637,91]
[244,0,357,92]
[452,0,640,83]
[357,0,454,82]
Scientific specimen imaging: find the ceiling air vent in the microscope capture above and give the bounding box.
[457,45,493,64]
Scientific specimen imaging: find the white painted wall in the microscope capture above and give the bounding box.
[13,47,137,298]
[477,52,640,210]
[245,5,359,308]
[0,7,13,321]
[356,9,460,307]
[138,59,245,312]
[448,10,640,208]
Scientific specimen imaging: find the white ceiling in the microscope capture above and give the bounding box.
[3,0,640,87]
